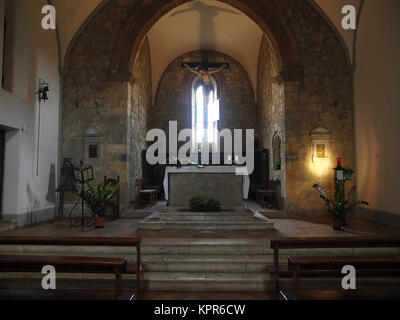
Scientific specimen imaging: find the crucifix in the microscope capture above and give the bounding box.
[182,56,228,147]
[182,57,229,89]
[182,51,229,83]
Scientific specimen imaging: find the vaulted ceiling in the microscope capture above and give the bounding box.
[53,0,361,97]
[147,0,263,97]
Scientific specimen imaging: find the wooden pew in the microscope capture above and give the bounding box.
[0,236,144,300]
[0,254,127,299]
[269,237,400,300]
[288,255,400,300]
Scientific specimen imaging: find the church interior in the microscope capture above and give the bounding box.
[0,0,399,301]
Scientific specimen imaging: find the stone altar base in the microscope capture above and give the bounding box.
[139,207,274,230]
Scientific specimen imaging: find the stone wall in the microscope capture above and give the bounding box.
[279,0,354,214]
[257,35,286,201]
[61,0,355,216]
[149,50,257,150]
[61,2,138,205]
[128,38,152,199]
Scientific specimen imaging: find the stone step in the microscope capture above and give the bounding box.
[1,238,398,256]
[141,255,269,273]
[159,211,257,222]
[0,221,17,233]
[0,238,271,256]
[0,271,271,293]
[1,238,399,293]
[143,272,270,292]
[2,273,400,293]
[139,219,274,230]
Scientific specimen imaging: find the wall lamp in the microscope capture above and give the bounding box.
[36,79,49,102]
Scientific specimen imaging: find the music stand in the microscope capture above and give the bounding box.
[72,160,94,231]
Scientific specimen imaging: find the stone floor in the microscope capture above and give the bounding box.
[0,204,399,300]
[1,215,399,239]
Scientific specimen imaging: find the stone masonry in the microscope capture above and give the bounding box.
[61,0,355,216]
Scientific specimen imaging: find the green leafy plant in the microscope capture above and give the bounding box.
[189,195,221,212]
[343,168,354,180]
[82,181,121,217]
[312,184,368,220]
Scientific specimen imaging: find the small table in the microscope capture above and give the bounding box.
[257,190,277,208]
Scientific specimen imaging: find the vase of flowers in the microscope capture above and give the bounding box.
[82,181,120,228]
[312,184,368,231]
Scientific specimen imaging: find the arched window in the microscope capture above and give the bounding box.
[272,133,281,171]
[192,76,219,147]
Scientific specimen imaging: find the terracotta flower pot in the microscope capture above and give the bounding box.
[95,217,106,228]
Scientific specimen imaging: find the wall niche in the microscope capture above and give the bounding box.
[272,132,282,171]
[84,124,103,166]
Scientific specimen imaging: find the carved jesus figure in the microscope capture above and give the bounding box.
[184,63,228,85]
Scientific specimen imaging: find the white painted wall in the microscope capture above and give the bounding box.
[0,0,60,225]
[355,0,400,215]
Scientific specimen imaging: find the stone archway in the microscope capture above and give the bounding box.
[109,0,302,81]
[62,0,355,215]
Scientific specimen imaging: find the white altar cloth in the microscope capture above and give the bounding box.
[163,166,250,201]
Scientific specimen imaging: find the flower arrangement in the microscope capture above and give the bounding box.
[312,183,368,230]
[189,195,221,212]
[82,181,121,218]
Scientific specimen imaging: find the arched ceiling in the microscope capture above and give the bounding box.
[53,0,361,98]
[147,0,263,98]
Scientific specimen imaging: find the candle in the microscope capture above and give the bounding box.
[337,157,342,167]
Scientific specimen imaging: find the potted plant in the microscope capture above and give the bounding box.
[189,195,221,212]
[312,184,368,230]
[82,181,121,228]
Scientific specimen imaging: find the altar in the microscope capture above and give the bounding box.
[163,166,250,208]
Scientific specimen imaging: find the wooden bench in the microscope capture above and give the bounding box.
[294,289,400,300]
[269,237,400,300]
[288,255,400,300]
[0,254,127,299]
[0,236,144,300]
